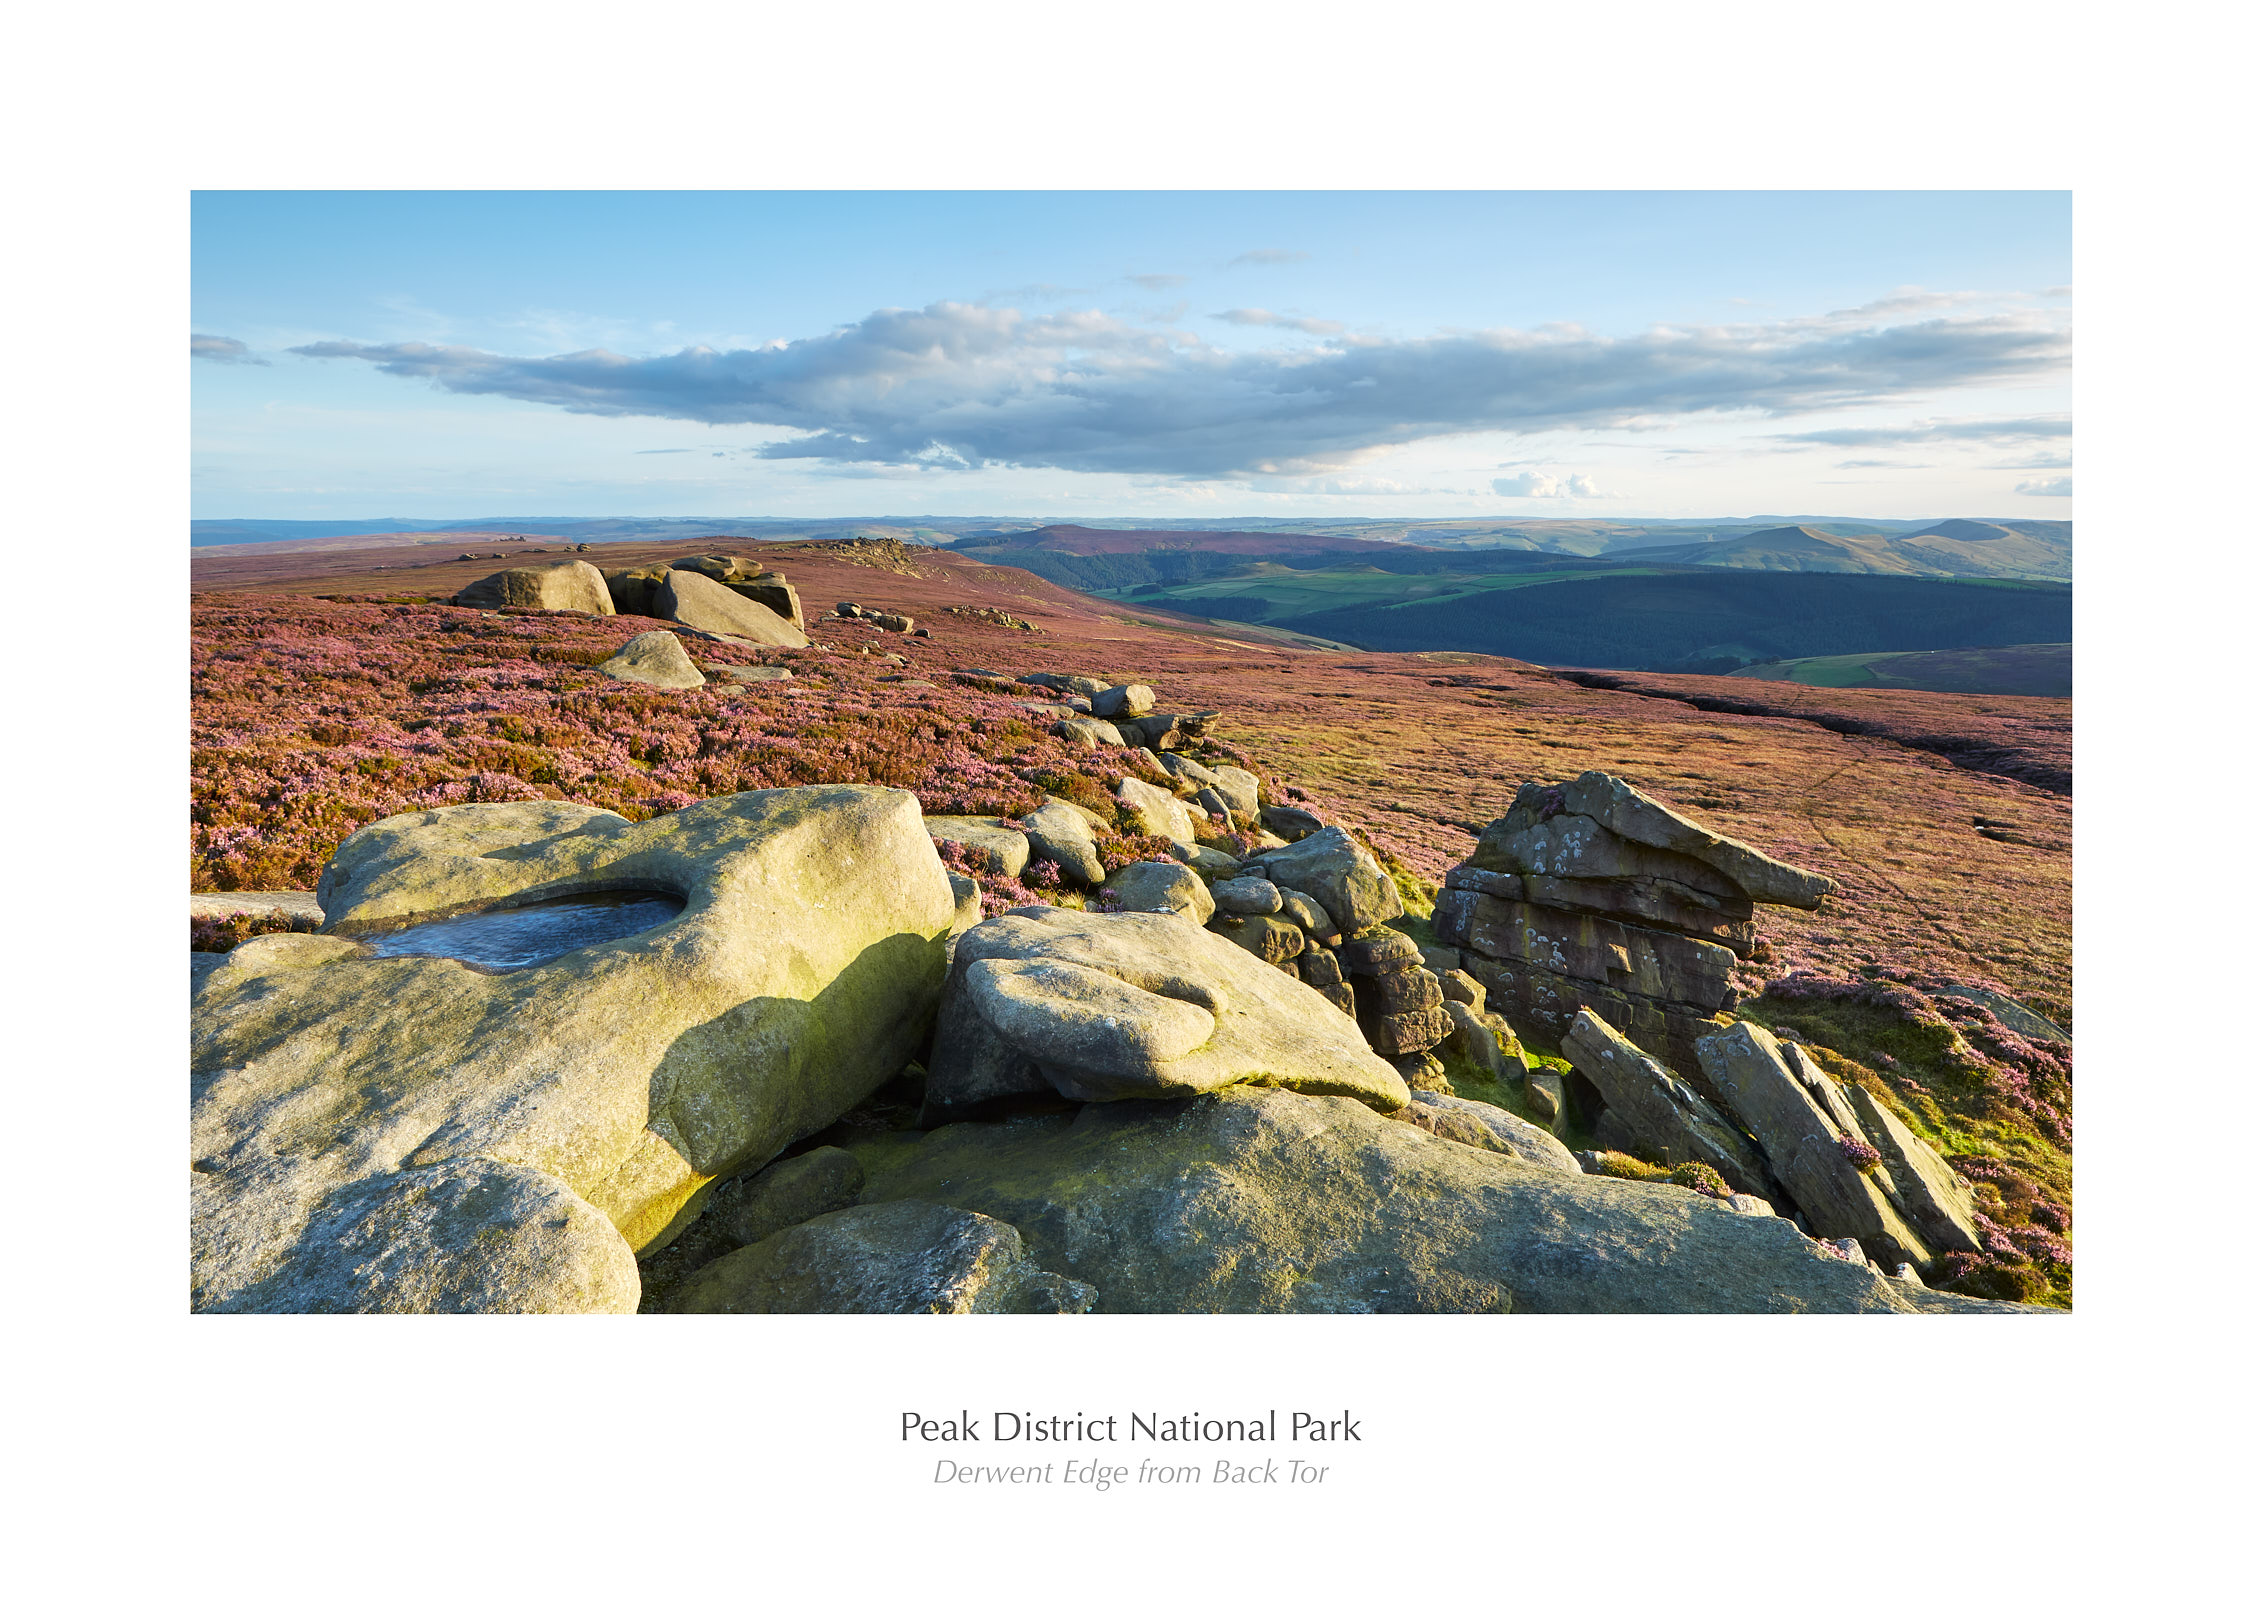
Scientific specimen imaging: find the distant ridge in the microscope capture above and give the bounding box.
[191,512,2014,552]
[948,523,1447,558]
[1623,520,2070,582]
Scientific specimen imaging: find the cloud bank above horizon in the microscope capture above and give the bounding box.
[283,296,2069,483]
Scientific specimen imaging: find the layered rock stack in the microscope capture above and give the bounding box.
[1429,771,1836,1075]
[666,555,806,633]
[1023,673,1222,758]
[599,556,808,647]
[1207,824,1458,1090]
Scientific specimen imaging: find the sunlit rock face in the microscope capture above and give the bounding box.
[190,785,956,1313]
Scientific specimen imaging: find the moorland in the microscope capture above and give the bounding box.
[191,524,2073,1305]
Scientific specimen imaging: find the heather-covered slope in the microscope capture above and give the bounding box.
[192,535,2072,1304]
[193,536,2070,1016]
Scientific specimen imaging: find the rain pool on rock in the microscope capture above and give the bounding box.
[358,892,686,972]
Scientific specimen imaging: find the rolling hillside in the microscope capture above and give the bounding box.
[1120,566,2071,673]
[1623,520,2071,581]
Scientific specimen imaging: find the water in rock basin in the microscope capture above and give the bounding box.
[360,892,685,972]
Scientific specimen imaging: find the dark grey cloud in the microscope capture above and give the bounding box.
[192,334,267,365]
[1212,307,1346,336]
[293,301,2072,480]
[1776,414,2070,448]
[1232,249,1310,266]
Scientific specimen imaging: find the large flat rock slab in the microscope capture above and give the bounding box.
[664,1200,1095,1314]
[1476,772,1836,909]
[191,785,956,1312]
[923,906,1408,1119]
[653,568,809,648]
[855,1088,2037,1314]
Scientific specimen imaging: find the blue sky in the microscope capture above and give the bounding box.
[191,192,2071,521]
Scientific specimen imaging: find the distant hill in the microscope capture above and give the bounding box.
[950,526,1606,592]
[1627,524,1940,576]
[1880,519,2072,580]
[1117,565,2072,673]
[190,516,1022,549]
[194,512,2017,556]
[949,523,1430,559]
[1624,519,2071,582]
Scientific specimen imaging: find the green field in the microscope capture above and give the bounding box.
[1106,565,2073,674]
[1096,565,1675,620]
[1730,643,2071,697]
[1733,651,1913,687]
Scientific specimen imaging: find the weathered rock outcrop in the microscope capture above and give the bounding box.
[1432,772,1837,1072]
[602,564,674,615]
[667,556,805,632]
[452,559,616,615]
[1261,804,1326,842]
[652,569,810,648]
[666,1201,1095,1314]
[217,1157,642,1314]
[597,630,706,689]
[1338,928,1454,1063]
[1213,876,1281,918]
[854,1088,2030,1313]
[1847,1083,1985,1256]
[1113,776,1195,845]
[1695,1023,1937,1271]
[1019,672,1113,697]
[1202,764,1261,823]
[1020,800,1104,887]
[922,907,1408,1121]
[1559,1010,1780,1203]
[925,817,1032,879]
[1250,825,1402,936]
[192,786,956,1312]
[1439,998,1527,1086]
[1102,859,1214,924]
[703,1145,867,1249]
[1395,1089,1581,1173]
[1050,715,1125,750]
[1091,683,1155,719]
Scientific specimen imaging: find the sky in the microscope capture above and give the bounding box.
[190,191,2072,523]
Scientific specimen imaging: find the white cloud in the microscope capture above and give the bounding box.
[1494,470,1604,498]
[191,334,267,366]
[1129,273,1188,290]
[294,299,2070,482]
[1244,474,1431,497]
[1776,414,2071,449]
[2015,476,2073,496]
[1211,307,1345,336]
